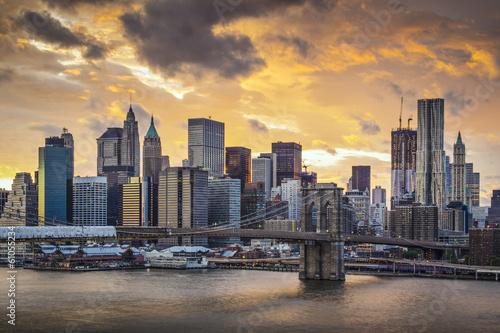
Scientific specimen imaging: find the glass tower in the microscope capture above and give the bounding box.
[272,141,302,187]
[188,118,225,177]
[225,146,251,192]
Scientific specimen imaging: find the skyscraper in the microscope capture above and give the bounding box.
[466,163,480,207]
[225,146,251,191]
[415,98,447,220]
[486,190,500,228]
[39,135,74,225]
[73,176,107,226]
[272,141,302,187]
[372,186,386,205]
[241,182,266,229]
[451,132,467,204]
[143,115,163,184]
[119,177,157,227]
[390,122,417,208]
[280,178,301,222]
[0,173,37,226]
[188,118,225,177]
[352,166,371,195]
[252,157,272,199]
[158,167,208,246]
[121,105,140,177]
[258,153,277,188]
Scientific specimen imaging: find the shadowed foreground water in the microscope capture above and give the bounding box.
[1,268,499,332]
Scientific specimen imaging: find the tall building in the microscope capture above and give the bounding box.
[252,157,272,199]
[39,135,73,225]
[345,189,370,231]
[369,203,386,236]
[225,146,251,191]
[390,123,417,209]
[208,178,241,247]
[272,141,302,187]
[394,204,438,242]
[0,189,8,219]
[352,166,371,195]
[342,196,356,236]
[258,153,277,188]
[280,178,301,222]
[143,115,163,184]
[188,118,225,177]
[445,155,451,194]
[466,163,480,207]
[119,177,157,227]
[73,176,107,226]
[372,186,386,205]
[415,98,447,220]
[451,132,467,204]
[0,173,37,226]
[121,105,140,177]
[486,190,500,228]
[158,167,208,246]
[469,228,500,265]
[241,182,266,229]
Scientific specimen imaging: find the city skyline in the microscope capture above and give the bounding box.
[1,1,500,206]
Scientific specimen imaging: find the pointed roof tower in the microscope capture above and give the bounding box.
[145,115,159,139]
[127,104,135,122]
[456,131,463,145]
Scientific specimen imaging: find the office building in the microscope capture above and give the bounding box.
[263,217,298,232]
[345,189,370,231]
[372,186,386,205]
[342,196,356,235]
[122,105,140,177]
[188,118,225,177]
[446,155,451,194]
[119,177,157,227]
[158,167,208,246]
[252,157,272,199]
[415,98,447,221]
[450,132,467,205]
[486,190,500,228]
[143,115,165,184]
[208,178,241,247]
[394,204,438,242]
[39,135,73,225]
[280,178,301,222]
[241,182,266,229]
[225,146,251,191]
[466,163,480,207]
[73,176,107,226]
[258,153,277,188]
[0,189,8,219]
[369,203,386,236]
[272,141,302,187]
[390,124,417,209]
[442,202,468,234]
[469,228,500,265]
[352,166,371,195]
[0,173,37,226]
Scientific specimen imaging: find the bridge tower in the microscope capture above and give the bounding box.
[300,184,345,280]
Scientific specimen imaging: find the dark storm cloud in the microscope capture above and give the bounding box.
[0,69,13,83]
[277,34,311,58]
[248,119,268,133]
[40,0,131,11]
[15,9,109,59]
[120,0,335,79]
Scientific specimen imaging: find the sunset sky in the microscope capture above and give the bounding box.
[1,0,499,206]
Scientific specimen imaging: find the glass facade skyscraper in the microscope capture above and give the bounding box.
[252,157,272,199]
[352,166,371,195]
[225,146,251,192]
[119,177,157,227]
[208,178,241,247]
[390,127,417,209]
[188,118,225,177]
[272,141,302,187]
[39,135,74,225]
[73,176,107,226]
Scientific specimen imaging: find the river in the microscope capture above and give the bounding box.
[1,268,499,332]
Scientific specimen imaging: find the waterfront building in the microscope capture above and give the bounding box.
[73,176,107,226]
[39,134,73,225]
[469,228,500,265]
[241,182,266,229]
[394,204,438,242]
[208,177,241,247]
[225,146,251,192]
[158,167,208,246]
[415,98,447,223]
[119,177,157,227]
[486,190,500,228]
[122,105,140,177]
[280,178,301,222]
[143,115,164,184]
[272,141,302,187]
[0,173,37,226]
[188,118,225,177]
[252,157,272,199]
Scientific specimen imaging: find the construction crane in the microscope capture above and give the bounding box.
[399,97,403,130]
[303,159,310,173]
[407,114,413,130]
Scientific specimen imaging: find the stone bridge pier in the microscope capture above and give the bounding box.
[299,184,345,281]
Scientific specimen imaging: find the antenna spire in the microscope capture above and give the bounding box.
[129,90,132,107]
[399,97,403,130]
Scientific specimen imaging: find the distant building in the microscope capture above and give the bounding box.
[225,146,251,192]
[394,204,438,242]
[469,228,500,265]
[0,173,37,226]
[342,196,356,235]
[258,153,277,188]
[208,178,241,247]
[466,163,480,207]
[121,105,140,177]
[264,217,298,232]
[486,190,500,228]
[450,132,468,206]
[352,166,371,199]
[442,202,469,234]
[39,134,73,225]
[252,157,272,199]
[241,182,266,229]
[301,171,317,189]
[119,177,157,227]
[345,189,370,230]
[415,98,447,224]
[391,123,417,209]
[143,115,164,184]
[188,118,225,177]
[272,141,302,187]
[372,186,386,205]
[158,167,208,246]
[369,203,386,236]
[73,176,107,226]
[280,178,301,222]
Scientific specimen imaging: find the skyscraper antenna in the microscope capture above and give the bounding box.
[129,91,132,106]
[399,97,403,130]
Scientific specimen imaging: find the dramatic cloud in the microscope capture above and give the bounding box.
[248,119,269,133]
[277,34,312,58]
[16,9,109,59]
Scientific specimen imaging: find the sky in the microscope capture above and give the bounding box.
[0,0,499,206]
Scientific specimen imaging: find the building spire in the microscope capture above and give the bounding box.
[145,114,159,139]
[457,131,463,145]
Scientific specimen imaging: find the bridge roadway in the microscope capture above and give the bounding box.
[116,227,468,251]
